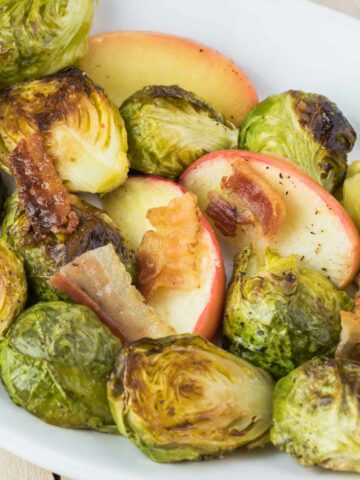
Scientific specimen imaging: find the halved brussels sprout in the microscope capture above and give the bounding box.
[108,334,273,463]
[0,239,27,335]
[271,356,360,473]
[120,85,238,178]
[343,160,360,229]
[0,302,121,431]
[0,67,128,193]
[239,91,356,192]
[0,0,94,88]
[1,193,135,301]
[223,248,353,378]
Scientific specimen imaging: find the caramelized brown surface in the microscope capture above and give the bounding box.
[206,192,250,237]
[136,192,201,299]
[206,162,285,240]
[9,134,78,239]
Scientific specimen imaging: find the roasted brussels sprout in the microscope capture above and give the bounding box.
[271,357,360,472]
[0,0,94,88]
[239,90,356,192]
[1,193,135,301]
[0,302,121,431]
[0,67,128,193]
[0,239,27,334]
[0,174,6,215]
[343,160,360,229]
[120,85,238,178]
[223,248,353,378]
[108,334,273,463]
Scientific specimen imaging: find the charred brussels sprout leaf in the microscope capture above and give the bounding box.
[1,193,135,301]
[0,0,94,88]
[271,357,360,473]
[0,239,27,334]
[0,302,121,431]
[239,90,356,192]
[0,67,128,193]
[108,334,273,463]
[120,85,238,178]
[223,248,353,378]
[343,160,360,230]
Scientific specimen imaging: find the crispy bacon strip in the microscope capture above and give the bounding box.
[336,294,360,361]
[206,193,252,237]
[9,133,78,239]
[50,244,174,342]
[136,192,201,300]
[206,162,285,240]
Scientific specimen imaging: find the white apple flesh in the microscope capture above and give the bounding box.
[103,176,225,339]
[180,150,360,288]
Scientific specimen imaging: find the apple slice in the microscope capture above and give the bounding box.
[103,176,225,339]
[180,150,360,288]
[79,31,258,126]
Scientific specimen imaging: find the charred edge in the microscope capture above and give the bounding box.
[290,90,357,158]
[121,84,225,124]
[40,200,133,269]
[110,351,128,398]
[63,203,132,266]
[1,67,105,133]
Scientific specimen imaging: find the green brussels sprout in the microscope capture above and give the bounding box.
[0,239,27,334]
[108,334,273,463]
[0,301,121,431]
[1,193,135,301]
[271,356,360,473]
[239,90,356,192]
[120,85,238,178]
[343,160,360,229]
[0,67,129,194]
[0,0,94,88]
[223,248,353,378]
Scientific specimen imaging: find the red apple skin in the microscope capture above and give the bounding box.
[193,214,226,339]
[180,150,360,288]
[104,174,226,340]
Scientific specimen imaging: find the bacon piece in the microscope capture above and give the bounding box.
[206,162,285,240]
[136,192,201,300]
[9,133,78,239]
[50,244,174,342]
[206,193,252,237]
[336,294,360,361]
